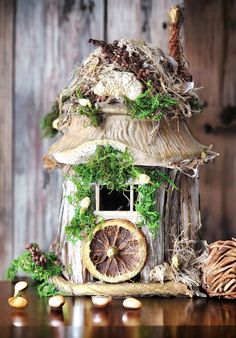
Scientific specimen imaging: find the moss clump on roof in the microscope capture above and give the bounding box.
[75,89,101,127]
[40,38,203,137]
[40,101,60,138]
[125,81,177,121]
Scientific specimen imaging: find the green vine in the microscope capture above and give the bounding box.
[6,249,62,297]
[65,145,177,240]
[125,82,177,121]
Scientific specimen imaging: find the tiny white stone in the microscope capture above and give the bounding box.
[123,297,142,310]
[138,174,151,185]
[183,81,194,94]
[80,196,91,210]
[78,98,92,107]
[52,118,60,130]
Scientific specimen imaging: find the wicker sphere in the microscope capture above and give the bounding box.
[202,239,236,299]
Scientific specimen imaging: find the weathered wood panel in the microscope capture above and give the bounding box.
[107,0,182,46]
[13,0,105,263]
[0,0,14,279]
[140,170,201,282]
[184,0,236,241]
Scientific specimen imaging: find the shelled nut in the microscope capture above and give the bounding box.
[123,298,142,310]
[8,297,28,309]
[14,281,28,297]
[91,296,112,308]
[48,295,65,310]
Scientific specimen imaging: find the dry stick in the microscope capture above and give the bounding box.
[50,276,192,297]
[168,5,191,81]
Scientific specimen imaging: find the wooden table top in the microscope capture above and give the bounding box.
[0,281,235,338]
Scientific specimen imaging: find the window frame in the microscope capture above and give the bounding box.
[94,184,140,223]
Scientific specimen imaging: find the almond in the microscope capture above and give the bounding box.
[48,295,65,310]
[123,297,142,310]
[8,297,28,309]
[91,296,112,308]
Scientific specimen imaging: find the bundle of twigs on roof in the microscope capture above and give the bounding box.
[55,37,201,131]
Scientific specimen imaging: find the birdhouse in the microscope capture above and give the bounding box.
[42,7,218,297]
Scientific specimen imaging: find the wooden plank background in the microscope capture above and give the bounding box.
[185,0,236,241]
[0,0,235,278]
[0,0,14,280]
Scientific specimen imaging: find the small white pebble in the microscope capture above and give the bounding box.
[80,196,91,210]
[78,98,91,107]
[91,296,112,308]
[123,297,142,310]
[138,174,151,185]
[52,118,60,130]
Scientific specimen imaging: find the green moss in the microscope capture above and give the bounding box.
[65,146,136,241]
[6,251,62,282]
[6,249,62,297]
[72,145,136,191]
[40,101,60,138]
[65,145,176,241]
[135,170,177,235]
[76,89,101,126]
[189,97,204,112]
[37,281,61,297]
[125,82,177,121]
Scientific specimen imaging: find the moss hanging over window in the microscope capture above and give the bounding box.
[124,82,177,121]
[65,145,177,242]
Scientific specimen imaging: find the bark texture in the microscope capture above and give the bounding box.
[54,169,201,284]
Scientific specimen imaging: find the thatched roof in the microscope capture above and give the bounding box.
[43,37,218,172]
[55,38,203,131]
[44,104,217,172]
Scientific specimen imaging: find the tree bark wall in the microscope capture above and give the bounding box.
[140,170,201,282]
[55,170,200,284]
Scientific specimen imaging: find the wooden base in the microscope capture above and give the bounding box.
[50,276,193,297]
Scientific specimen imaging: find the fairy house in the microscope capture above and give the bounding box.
[43,7,218,296]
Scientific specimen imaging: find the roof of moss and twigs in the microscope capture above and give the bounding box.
[56,38,203,126]
[42,37,218,171]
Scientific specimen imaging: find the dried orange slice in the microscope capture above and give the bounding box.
[82,219,147,283]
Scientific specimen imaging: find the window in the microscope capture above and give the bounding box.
[95,185,138,212]
[99,187,131,211]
